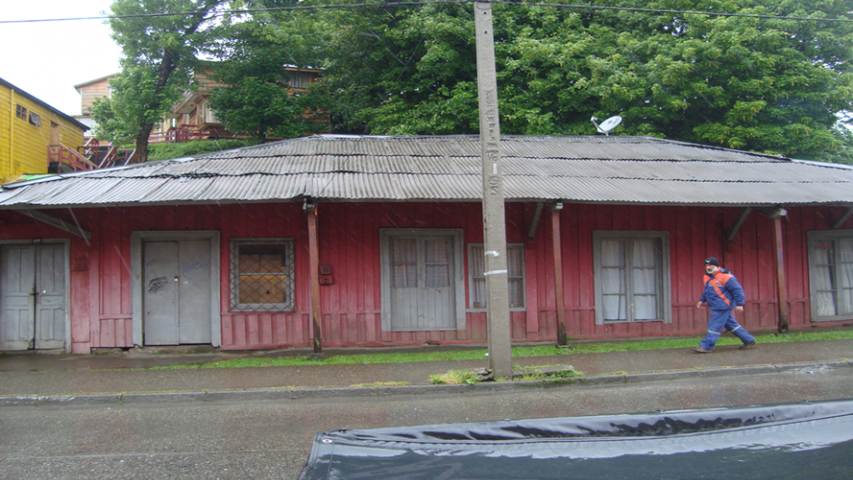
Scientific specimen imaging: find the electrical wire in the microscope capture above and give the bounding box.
[1,1,851,25]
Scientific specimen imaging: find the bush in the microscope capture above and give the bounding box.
[148,139,259,161]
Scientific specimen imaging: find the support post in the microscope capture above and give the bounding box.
[527,202,544,242]
[772,216,789,333]
[726,207,751,243]
[475,1,511,380]
[305,200,324,356]
[20,209,92,241]
[550,203,567,345]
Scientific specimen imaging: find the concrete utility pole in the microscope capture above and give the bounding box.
[474,1,512,380]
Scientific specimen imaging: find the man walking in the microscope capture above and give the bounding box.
[693,257,756,353]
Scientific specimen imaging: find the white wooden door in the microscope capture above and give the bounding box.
[389,234,456,330]
[142,240,212,345]
[0,244,66,351]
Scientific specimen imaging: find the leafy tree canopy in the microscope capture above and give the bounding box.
[93,0,225,161]
[290,0,853,159]
[100,0,853,162]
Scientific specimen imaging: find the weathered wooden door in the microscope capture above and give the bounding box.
[142,240,211,345]
[0,244,67,351]
[388,234,456,330]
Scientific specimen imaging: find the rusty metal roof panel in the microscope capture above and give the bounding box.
[193,134,780,162]
[3,135,853,209]
[503,176,853,204]
[81,161,177,178]
[300,173,481,200]
[85,178,171,204]
[502,158,848,184]
[16,178,125,205]
[0,178,74,205]
[138,177,216,202]
[197,174,307,201]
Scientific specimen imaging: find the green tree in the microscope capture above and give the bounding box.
[206,20,329,142]
[297,0,853,159]
[92,0,224,162]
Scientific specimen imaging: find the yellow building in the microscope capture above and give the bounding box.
[1,77,89,184]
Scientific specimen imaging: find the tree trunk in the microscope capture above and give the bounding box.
[134,125,153,163]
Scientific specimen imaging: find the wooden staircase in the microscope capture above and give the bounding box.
[47,144,97,173]
[78,138,137,169]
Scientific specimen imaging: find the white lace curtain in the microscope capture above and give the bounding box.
[601,238,658,321]
[812,238,853,316]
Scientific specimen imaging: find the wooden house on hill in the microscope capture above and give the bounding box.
[73,73,115,138]
[1,77,90,184]
[1,134,852,354]
[160,65,323,143]
[74,66,324,149]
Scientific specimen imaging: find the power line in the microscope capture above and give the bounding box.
[1,1,851,25]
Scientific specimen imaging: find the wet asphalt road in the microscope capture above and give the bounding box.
[2,366,852,480]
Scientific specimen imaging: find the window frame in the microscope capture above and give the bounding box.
[592,231,671,325]
[229,238,296,312]
[467,243,526,312]
[15,104,27,121]
[806,229,853,322]
[28,111,42,127]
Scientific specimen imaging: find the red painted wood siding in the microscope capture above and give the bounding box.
[3,202,853,354]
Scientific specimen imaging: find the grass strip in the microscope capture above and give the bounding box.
[148,328,853,370]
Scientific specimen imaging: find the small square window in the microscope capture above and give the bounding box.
[15,104,27,120]
[29,112,42,127]
[230,239,295,311]
[290,72,307,88]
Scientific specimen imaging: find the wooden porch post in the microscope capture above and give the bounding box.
[551,203,567,345]
[305,200,323,356]
[772,216,789,333]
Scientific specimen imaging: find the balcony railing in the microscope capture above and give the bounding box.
[48,144,98,173]
[149,124,235,144]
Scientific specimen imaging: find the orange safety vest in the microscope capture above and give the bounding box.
[704,272,733,307]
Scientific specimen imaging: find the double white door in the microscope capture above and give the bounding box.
[0,244,67,351]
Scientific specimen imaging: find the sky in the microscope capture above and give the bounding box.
[0,1,121,116]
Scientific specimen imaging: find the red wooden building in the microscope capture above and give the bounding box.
[1,135,852,354]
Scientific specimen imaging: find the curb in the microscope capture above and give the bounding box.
[2,360,850,407]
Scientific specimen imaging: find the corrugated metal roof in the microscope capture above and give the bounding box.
[2,134,852,208]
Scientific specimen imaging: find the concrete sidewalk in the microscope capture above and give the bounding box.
[1,339,852,405]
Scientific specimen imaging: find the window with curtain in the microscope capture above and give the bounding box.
[807,231,853,321]
[230,239,295,311]
[593,231,670,324]
[468,244,525,310]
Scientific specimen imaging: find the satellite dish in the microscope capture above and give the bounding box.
[591,115,623,136]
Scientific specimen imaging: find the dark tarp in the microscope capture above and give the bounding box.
[299,399,853,479]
